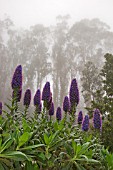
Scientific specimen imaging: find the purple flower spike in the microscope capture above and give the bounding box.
[49,102,54,116]
[11,65,22,89]
[47,93,52,110]
[93,109,102,129]
[78,111,83,124]
[69,78,79,107]
[82,115,89,131]
[42,82,51,102]
[34,89,41,106]
[24,89,31,107]
[56,107,62,121]
[0,102,2,115]
[63,96,70,112]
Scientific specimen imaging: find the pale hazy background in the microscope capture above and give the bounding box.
[0,0,113,111]
[0,0,113,30]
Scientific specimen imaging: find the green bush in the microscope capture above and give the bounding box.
[0,65,112,170]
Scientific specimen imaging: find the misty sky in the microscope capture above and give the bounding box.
[0,0,113,30]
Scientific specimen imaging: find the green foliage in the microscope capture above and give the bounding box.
[0,99,109,170]
[88,53,113,152]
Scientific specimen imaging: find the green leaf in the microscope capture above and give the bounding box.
[22,118,31,132]
[72,140,77,154]
[20,144,45,150]
[87,158,99,163]
[78,142,90,155]
[54,121,58,130]
[75,144,81,157]
[38,152,46,161]
[17,132,32,149]
[49,130,59,145]
[45,152,51,160]
[4,103,12,111]
[0,151,29,161]
[0,137,13,153]
[59,121,64,130]
[44,133,49,145]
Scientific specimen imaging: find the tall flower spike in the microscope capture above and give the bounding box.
[11,65,22,89]
[93,109,102,129]
[78,111,83,124]
[69,78,79,107]
[82,115,89,131]
[0,102,2,115]
[23,89,31,107]
[56,107,62,121]
[63,96,70,112]
[42,82,51,102]
[34,89,41,106]
[47,93,52,110]
[49,102,54,116]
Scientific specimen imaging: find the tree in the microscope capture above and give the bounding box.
[100,53,113,114]
[23,24,51,90]
[52,15,70,108]
[7,24,51,95]
[98,53,113,151]
[90,53,113,115]
[86,53,113,151]
[81,61,103,109]
[0,17,13,102]
[68,18,113,75]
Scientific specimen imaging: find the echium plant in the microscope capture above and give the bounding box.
[12,88,22,102]
[23,89,31,107]
[23,89,31,116]
[34,89,41,106]
[0,64,108,170]
[46,92,52,110]
[42,82,51,102]
[35,102,42,115]
[56,107,62,121]
[93,109,102,130]
[69,78,79,114]
[34,89,42,118]
[82,115,89,131]
[49,102,54,121]
[11,65,22,90]
[63,96,70,113]
[77,111,83,124]
[10,65,23,115]
[42,82,51,109]
[0,102,2,115]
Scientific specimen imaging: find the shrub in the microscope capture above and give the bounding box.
[0,65,110,170]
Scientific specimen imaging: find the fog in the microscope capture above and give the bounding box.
[0,0,113,111]
[0,0,113,30]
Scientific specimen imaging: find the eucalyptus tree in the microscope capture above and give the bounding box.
[0,17,13,102]
[27,24,51,90]
[7,24,51,94]
[51,15,70,107]
[68,18,113,75]
[81,61,103,108]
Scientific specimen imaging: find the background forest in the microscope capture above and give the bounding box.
[0,16,113,112]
